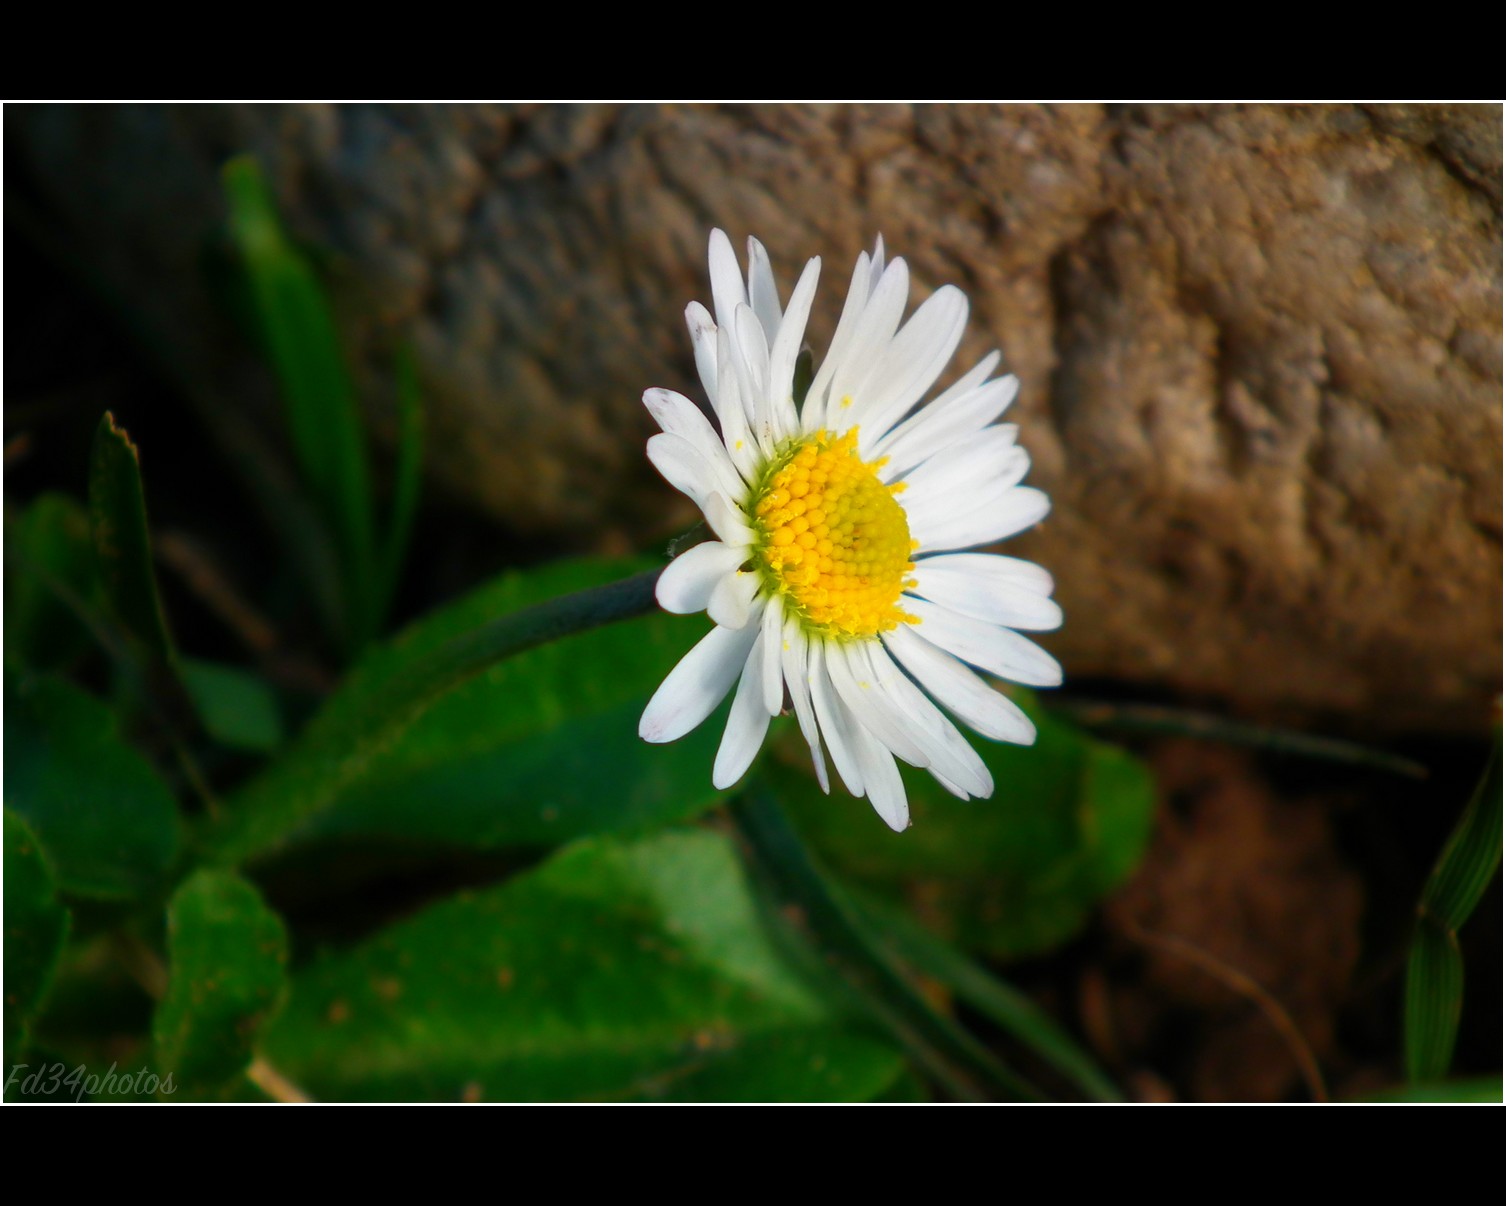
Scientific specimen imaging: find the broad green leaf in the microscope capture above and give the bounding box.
[215,557,719,864]
[262,830,907,1102]
[772,692,1157,961]
[153,870,289,1098]
[223,155,377,653]
[3,676,181,900]
[3,809,72,1055]
[4,493,98,673]
[89,414,175,665]
[180,658,284,753]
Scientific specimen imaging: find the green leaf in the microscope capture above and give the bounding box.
[3,676,181,900]
[375,342,423,630]
[3,809,72,1055]
[207,558,707,865]
[222,155,377,653]
[772,692,1157,960]
[1405,734,1502,1083]
[4,493,98,673]
[732,785,1039,1102]
[262,830,907,1102]
[180,658,284,753]
[89,414,175,665]
[1363,1077,1502,1104]
[153,870,289,1098]
[1421,731,1502,930]
[1404,919,1464,1084]
[849,889,1121,1101]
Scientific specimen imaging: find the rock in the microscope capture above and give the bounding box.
[8,103,1500,732]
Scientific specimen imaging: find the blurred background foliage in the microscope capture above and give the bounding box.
[4,142,1500,1103]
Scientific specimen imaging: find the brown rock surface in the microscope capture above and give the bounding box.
[8,103,1500,731]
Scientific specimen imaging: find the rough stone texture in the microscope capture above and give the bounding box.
[8,103,1500,732]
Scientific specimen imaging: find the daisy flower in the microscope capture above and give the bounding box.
[638,230,1062,831]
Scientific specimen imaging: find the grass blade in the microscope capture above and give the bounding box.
[222,155,377,654]
[1422,731,1503,928]
[375,343,424,629]
[1051,699,1428,779]
[850,889,1121,1101]
[732,782,1043,1102]
[1363,1077,1502,1103]
[1404,732,1502,1083]
[89,413,176,666]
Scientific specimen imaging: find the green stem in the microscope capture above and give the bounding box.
[1049,698,1428,779]
[200,568,662,866]
[731,783,1041,1103]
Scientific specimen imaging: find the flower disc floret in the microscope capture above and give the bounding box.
[751,428,916,638]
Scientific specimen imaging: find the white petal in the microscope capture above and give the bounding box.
[714,326,759,480]
[872,351,1000,458]
[903,471,1020,547]
[685,302,719,408]
[656,541,745,614]
[701,491,755,547]
[640,619,760,744]
[767,257,820,442]
[915,486,1050,554]
[734,304,774,446]
[646,433,720,509]
[868,235,887,289]
[707,568,759,629]
[914,551,1055,598]
[780,618,829,793]
[807,642,865,796]
[893,428,1028,499]
[643,388,746,499]
[846,713,909,832]
[909,560,1063,632]
[828,258,910,427]
[906,598,1064,687]
[882,624,1038,745]
[852,285,968,452]
[879,375,1020,478]
[747,236,782,343]
[759,593,785,717]
[929,768,972,801]
[826,640,929,768]
[804,250,872,432]
[853,640,992,797]
[713,628,773,789]
[708,228,747,333]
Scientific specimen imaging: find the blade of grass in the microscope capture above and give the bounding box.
[8,176,347,648]
[732,782,1043,1102]
[89,415,179,671]
[1404,732,1502,1082]
[374,343,424,630]
[1420,731,1503,928]
[849,888,1121,1101]
[1051,698,1427,780]
[88,414,217,804]
[1362,1077,1502,1103]
[222,156,377,655]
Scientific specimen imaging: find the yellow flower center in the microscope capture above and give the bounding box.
[750,429,917,638]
